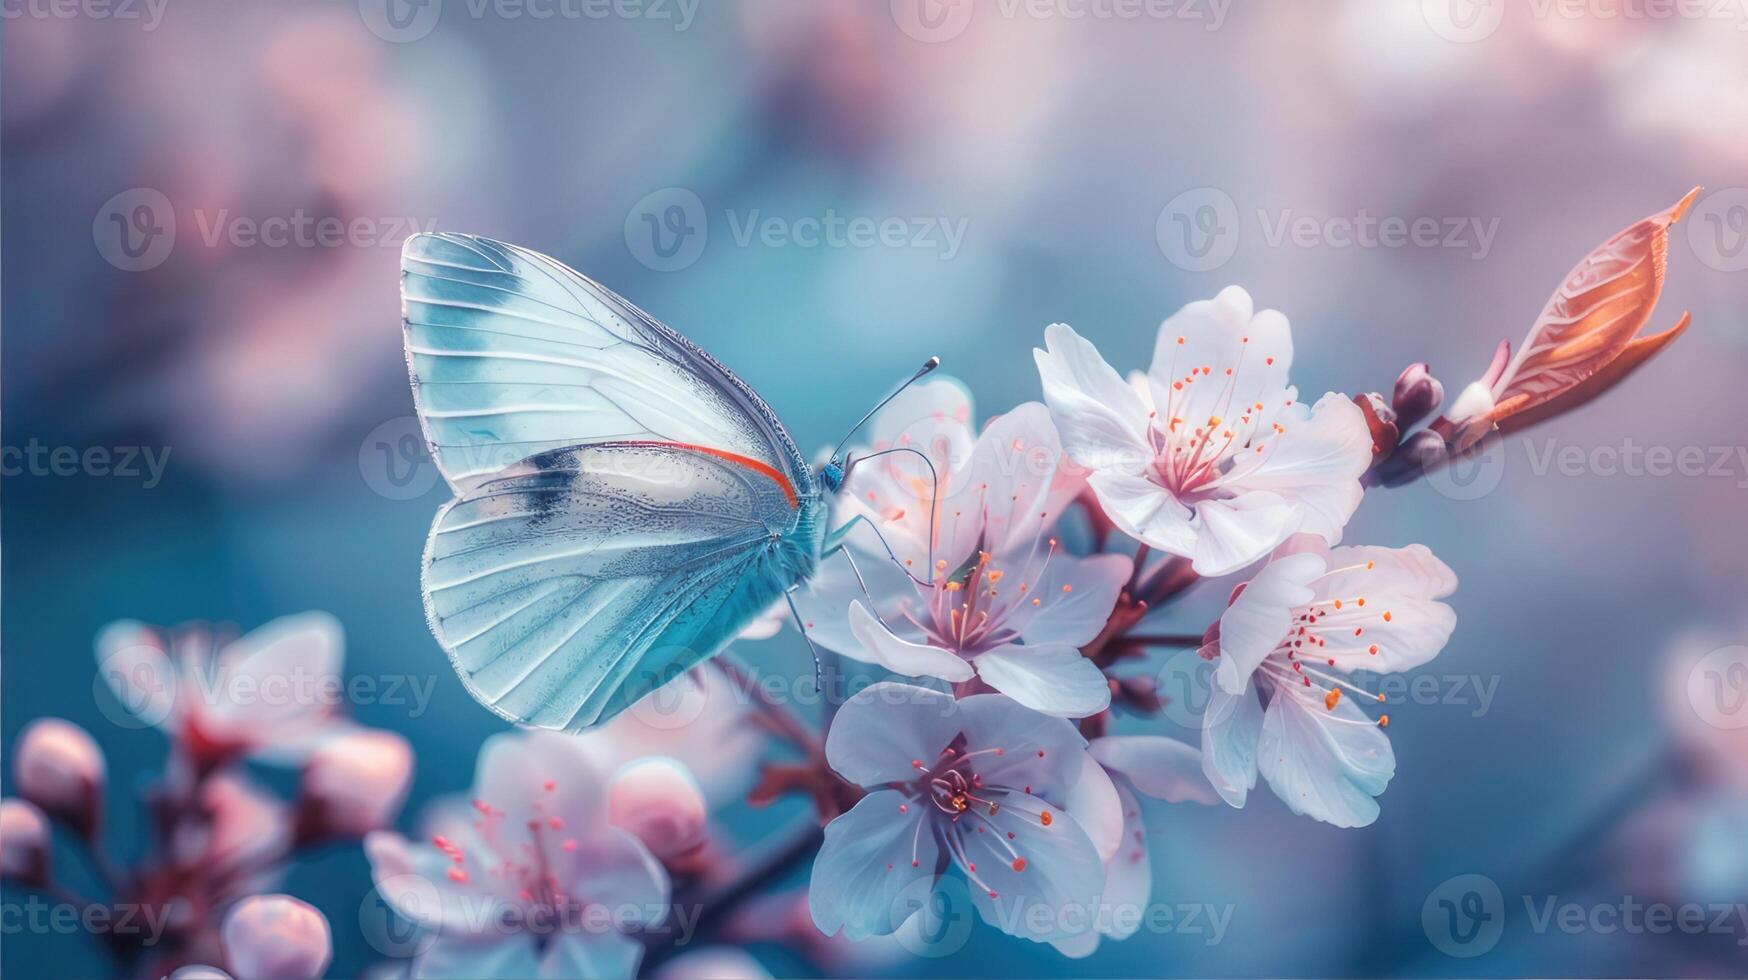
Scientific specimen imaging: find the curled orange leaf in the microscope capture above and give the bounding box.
[1483,187,1699,432]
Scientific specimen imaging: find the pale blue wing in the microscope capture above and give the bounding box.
[401,232,813,496]
[423,442,802,731]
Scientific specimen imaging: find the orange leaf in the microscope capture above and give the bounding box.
[1488,187,1700,419]
[1495,313,1690,436]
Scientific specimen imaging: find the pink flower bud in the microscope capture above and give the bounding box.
[295,729,412,842]
[13,718,105,839]
[1391,362,1443,431]
[1,799,51,886]
[608,757,707,860]
[221,895,331,980]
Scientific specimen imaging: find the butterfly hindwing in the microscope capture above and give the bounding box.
[424,442,801,731]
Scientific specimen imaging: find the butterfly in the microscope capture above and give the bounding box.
[401,233,938,731]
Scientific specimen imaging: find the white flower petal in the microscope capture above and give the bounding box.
[1086,470,1198,556]
[1189,490,1300,577]
[1036,323,1151,471]
[847,602,974,683]
[1201,681,1265,809]
[1221,392,1371,544]
[973,643,1111,719]
[1257,690,1395,828]
[1011,552,1130,648]
[1089,736,1219,804]
[1215,551,1324,694]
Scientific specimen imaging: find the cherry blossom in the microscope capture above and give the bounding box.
[809,683,1122,944]
[1036,287,1373,576]
[366,730,669,979]
[1201,537,1457,827]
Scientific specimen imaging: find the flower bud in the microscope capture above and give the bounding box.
[1391,363,1444,431]
[221,895,332,980]
[13,718,105,840]
[1372,430,1449,488]
[608,757,707,860]
[1,799,51,886]
[295,729,412,843]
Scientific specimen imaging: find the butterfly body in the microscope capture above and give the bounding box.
[403,233,843,730]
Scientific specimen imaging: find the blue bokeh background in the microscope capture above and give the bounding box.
[5,1,1747,976]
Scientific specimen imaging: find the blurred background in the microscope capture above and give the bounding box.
[4,0,1747,976]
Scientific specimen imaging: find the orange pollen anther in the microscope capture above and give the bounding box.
[1039,811,1053,826]
[1325,688,1343,711]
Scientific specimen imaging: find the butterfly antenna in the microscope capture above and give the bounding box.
[842,446,940,587]
[830,356,941,462]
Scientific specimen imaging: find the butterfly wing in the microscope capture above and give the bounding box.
[425,441,804,732]
[401,233,818,730]
[401,232,813,497]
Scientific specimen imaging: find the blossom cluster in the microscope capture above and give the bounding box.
[0,191,1696,977]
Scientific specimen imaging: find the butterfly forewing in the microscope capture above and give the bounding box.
[402,233,812,496]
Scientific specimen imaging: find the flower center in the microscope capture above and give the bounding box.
[1145,334,1292,499]
[907,542,1060,656]
[1252,561,1394,728]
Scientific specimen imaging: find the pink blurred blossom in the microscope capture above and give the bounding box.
[220,894,332,980]
[0,799,52,886]
[295,729,413,842]
[12,718,106,840]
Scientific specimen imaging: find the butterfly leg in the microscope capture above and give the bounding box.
[784,588,831,701]
[824,515,934,587]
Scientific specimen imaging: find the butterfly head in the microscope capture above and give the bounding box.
[820,456,846,494]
